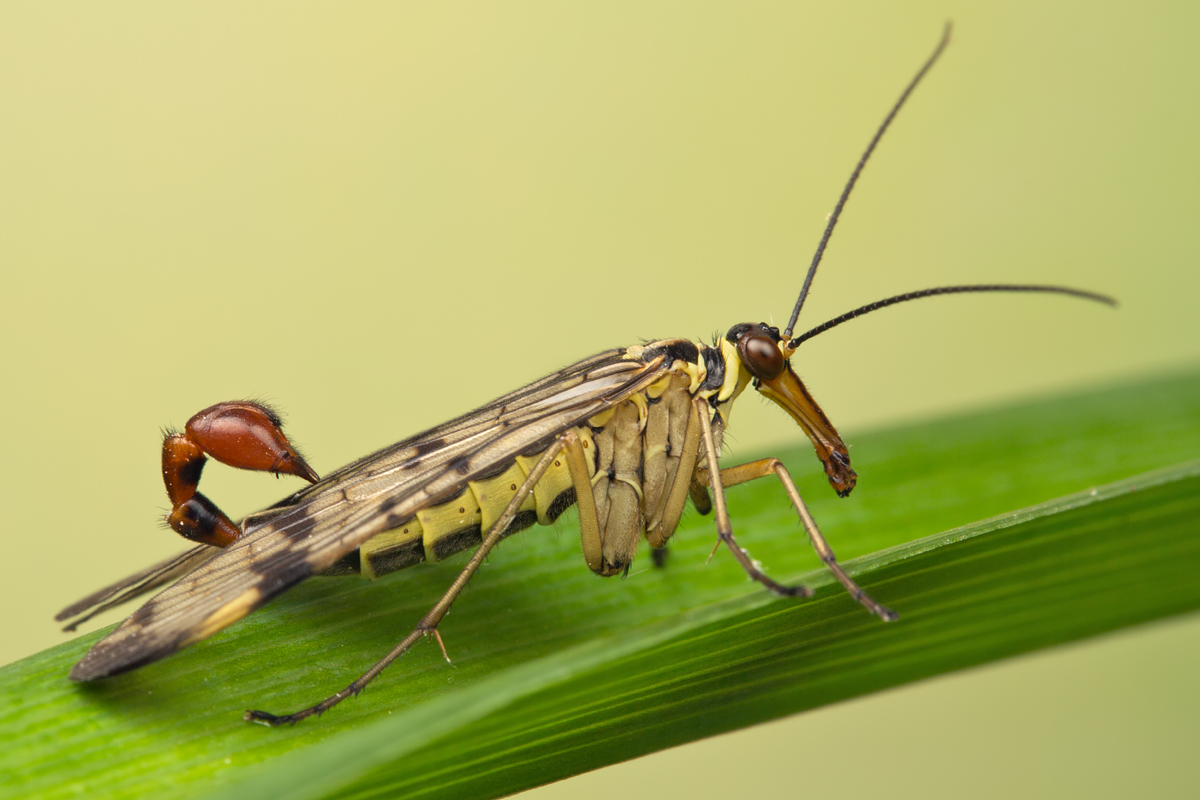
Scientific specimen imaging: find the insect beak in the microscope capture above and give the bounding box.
[756,365,858,497]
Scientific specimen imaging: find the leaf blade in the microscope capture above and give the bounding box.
[2,369,1199,800]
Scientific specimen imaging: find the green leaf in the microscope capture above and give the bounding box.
[3,369,1199,800]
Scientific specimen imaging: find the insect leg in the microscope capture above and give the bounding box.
[646,400,703,549]
[690,397,813,599]
[697,458,897,621]
[567,431,605,573]
[244,432,578,727]
[688,481,713,515]
[56,545,218,632]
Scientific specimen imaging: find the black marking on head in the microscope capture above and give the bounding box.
[431,526,484,561]
[546,487,578,522]
[365,537,426,576]
[724,322,782,345]
[724,322,754,344]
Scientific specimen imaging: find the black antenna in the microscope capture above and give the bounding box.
[782,23,953,340]
[789,284,1117,347]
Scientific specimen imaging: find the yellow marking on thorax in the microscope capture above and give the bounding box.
[681,352,706,393]
[646,373,672,399]
[629,391,649,428]
[588,407,616,428]
[717,339,752,403]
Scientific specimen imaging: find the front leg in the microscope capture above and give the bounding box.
[689,397,812,599]
[694,449,897,622]
[161,401,319,547]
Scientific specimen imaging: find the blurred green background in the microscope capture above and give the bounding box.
[1,1,1197,798]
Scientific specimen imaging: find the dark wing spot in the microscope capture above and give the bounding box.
[414,438,447,457]
[249,555,315,594]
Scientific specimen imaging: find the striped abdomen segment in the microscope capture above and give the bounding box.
[355,346,721,581]
[357,364,710,580]
[358,428,597,578]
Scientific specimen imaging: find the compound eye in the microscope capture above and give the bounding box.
[738,332,785,381]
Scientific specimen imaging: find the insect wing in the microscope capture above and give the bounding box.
[56,545,219,632]
[70,350,671,681]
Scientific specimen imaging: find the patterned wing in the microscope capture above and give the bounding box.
[71,346,677,680]
[55,545,219,632]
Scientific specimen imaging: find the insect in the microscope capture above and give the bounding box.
[57,24,1114,726]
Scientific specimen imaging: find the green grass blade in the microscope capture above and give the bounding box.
[2,369,1198,800]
